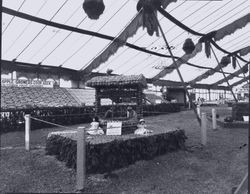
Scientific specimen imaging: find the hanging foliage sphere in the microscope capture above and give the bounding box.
[182,38,195,54]
[243,65,248,73]
[82,0,105,20]
[106,69,113,75]
[220,56,231,66]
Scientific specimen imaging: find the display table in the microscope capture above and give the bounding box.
[46,128,187,174]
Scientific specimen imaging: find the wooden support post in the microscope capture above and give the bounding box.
[24,114,31,151]
[208,89,211,101]
[236,59,249,84]
[95,88,101,116]
[201,112,207,146]
[76,127,86,191]
[212,108,217,130]
[197,105,201,118]
[154,13,201,126]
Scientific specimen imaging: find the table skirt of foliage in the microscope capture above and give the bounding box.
[45,129,187,174]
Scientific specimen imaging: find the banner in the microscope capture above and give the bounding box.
[1,78,54,87]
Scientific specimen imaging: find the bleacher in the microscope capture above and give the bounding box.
[144,93,166,104]
[66,88,95,106]
[1,86,80,110]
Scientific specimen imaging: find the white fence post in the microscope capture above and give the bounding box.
[76,127,86,191]
[24,114,31,151]
[197,105,201,118]
[201,112,207,146]
[212,108,217,130]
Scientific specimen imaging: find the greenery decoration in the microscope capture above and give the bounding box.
[46,129,187,174]
[182,38,195,54]
[220,56,231,66]
[136,0,160,36]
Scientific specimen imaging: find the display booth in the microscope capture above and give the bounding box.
[86,74,147,134]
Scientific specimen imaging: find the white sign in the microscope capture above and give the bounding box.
[106,121,122,135]
[1,78,54,88]
[155,99,162,104]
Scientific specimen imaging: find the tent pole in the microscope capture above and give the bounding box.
[236,59,249,84]
[154,13,201,126]
[210,47,238,102]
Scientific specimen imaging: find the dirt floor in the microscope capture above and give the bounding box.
[0,107,248,193]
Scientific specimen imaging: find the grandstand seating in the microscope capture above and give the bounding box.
[144,92,166,104]
[1,86,80,110]
[66,88,95,106]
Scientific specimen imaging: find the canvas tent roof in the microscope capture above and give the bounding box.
[2,0,249,89]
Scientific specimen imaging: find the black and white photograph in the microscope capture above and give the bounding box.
[0,0,249,193]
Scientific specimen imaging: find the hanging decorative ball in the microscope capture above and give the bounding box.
[182,38,195,54]
[242,65,248,74]
[106,69,113,75]
[220,56,231,66]
[82,0,105,20]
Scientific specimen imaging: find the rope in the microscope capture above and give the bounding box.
[30,116,116,132]
[30,116,73,130]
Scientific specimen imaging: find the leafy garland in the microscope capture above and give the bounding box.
[239,46,250,57]
[214,14,250,41]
